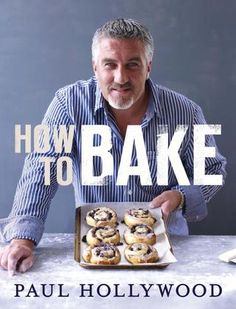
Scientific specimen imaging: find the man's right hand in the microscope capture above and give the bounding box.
[0,239,34,275]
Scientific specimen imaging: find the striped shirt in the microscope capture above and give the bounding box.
[0,77,226,245]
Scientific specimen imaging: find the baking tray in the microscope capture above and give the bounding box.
[74,202,177,268]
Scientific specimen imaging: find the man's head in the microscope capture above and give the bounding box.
[92,18,154,111]
[92,18,154,63]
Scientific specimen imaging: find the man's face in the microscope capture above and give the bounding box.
[93,38,152,110]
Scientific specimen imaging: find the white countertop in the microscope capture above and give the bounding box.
[0,234,236,309]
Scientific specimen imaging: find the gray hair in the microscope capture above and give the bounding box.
[92,18,154,62]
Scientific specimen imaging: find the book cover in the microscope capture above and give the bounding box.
[0,1,235,308]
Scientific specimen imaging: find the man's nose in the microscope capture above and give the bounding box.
[113,66,129,84]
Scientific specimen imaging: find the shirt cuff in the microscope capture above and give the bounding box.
[171,185,208,222]
[167,209,189,235]
[0,216,44,246]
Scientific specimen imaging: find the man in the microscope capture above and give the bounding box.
[0,18,226,274]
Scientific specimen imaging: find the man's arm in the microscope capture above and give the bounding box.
[0,90,73,273]
[174,103,227,222]
[150,103,227,222]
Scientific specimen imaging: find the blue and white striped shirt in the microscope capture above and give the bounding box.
[0,77,226,244]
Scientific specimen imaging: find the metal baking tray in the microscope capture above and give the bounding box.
[74,202,177,268]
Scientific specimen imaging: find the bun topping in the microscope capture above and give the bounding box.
[89,208,113,221]
[94,244,116,258]
[92,226,117,239]
[130,224,153,235]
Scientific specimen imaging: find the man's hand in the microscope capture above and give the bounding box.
[150,190,182,221]
[0,239,34,276]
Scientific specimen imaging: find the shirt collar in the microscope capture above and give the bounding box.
[94,77,162,118]
[146,78,162,117]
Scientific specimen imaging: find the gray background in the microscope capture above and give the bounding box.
[0,0,235,234]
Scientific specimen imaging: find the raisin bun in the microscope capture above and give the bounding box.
[124,243,159,264]
[124,224,156,245]
[86,207,117,227]
[82,244,121,265]
[124,208,156,228]
[86,226,120,247]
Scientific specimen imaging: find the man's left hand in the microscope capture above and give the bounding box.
[149,190,182,221]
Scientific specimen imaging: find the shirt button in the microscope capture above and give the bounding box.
[128,189,132,195]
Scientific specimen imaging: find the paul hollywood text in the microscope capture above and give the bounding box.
[13,282,222,298]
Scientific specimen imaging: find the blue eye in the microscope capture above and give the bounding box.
[127,62,139,69]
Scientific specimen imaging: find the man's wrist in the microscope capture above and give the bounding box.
[172,189,185,211]
[11,239,35,249]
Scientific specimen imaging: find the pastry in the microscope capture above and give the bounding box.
[82,244,121,265]
[86,207,117,227]
[124,243,159,264]
[124,208,156,227]
[86,226,120,247]
[124,224,156,245]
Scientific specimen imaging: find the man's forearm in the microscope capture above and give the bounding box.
[0,215,44,246]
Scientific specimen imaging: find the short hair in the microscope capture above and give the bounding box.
[92,18,154,62]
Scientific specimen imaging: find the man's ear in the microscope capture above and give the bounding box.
[147,61,152,79]
[92,60,97,76]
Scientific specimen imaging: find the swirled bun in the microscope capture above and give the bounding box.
[124,243,159,264]
[86,207,117,227]
[86,226,120,247]
[124,224,156,245]
[124,208,156,228]
[82,244,121,265]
